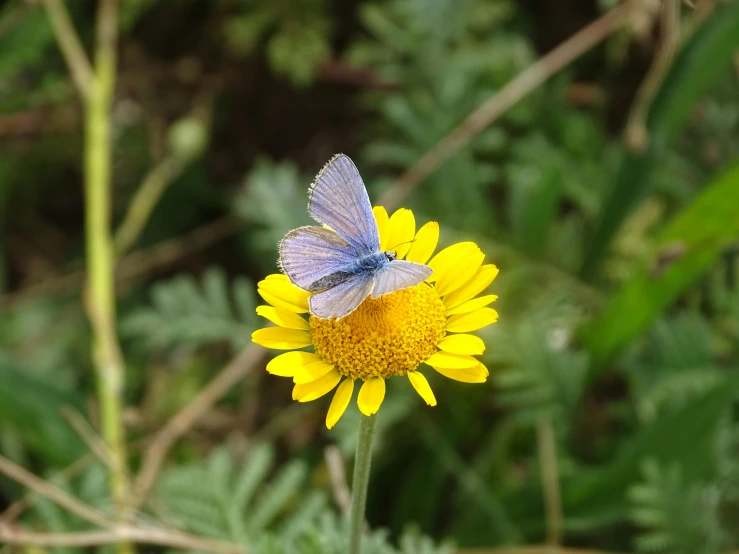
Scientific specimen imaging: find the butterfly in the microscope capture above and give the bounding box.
[279,154,433,319]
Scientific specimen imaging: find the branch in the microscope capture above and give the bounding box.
[457,545,628,554]
[1,216,239,309]
[113,157,185,256]
[377,0,636,211]
[130,344,267,511]
[0,524,247,554]
[0,454,112,529]
[324,446,352,516]
[624,0,681,151]
[40,0,94,100]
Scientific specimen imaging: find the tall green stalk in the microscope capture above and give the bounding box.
[84,0,130,550]
[349,414,377,554]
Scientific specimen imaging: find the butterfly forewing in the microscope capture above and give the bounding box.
[280,154,433,320]
[279,226,358,291]
[309,154,380,255]
[371,260,433,299]
[309,272,375,319]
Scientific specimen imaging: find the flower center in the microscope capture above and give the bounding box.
[309,283,446,380]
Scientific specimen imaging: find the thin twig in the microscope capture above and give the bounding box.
[624,0,681,151]
[1,216,239,309]
[377,0,635,211]
[457,544,632,554]
[130,344,267,512]
[61,406,115,469]
[0,454,112,529]
[40,0,94,100]
[113,157,186,256]
[0,453,94,524]
[0,524,247,554]
[324,446,352,516]
[537,418,563,546]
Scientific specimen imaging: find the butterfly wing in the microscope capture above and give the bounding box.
[309,272,375,319]
[279,226,359,292]
[370,260,433,299]
[309,154,380,255]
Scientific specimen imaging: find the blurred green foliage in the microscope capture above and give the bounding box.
[1,0,739,553]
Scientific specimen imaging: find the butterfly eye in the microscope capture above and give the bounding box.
[385,251,397,262]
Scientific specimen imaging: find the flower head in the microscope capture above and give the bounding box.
[252,207,498,428]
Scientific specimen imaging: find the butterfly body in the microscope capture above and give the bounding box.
[278,154,433,319]
[307,250,395,291]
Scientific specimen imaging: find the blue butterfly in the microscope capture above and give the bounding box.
[279,154,433,319]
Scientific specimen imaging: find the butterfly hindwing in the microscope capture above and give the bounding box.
[309,272,375,319]
[371,260,433,299]
[279,226,359,292]
[309,154,380,255]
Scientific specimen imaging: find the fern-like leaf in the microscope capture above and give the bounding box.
[628,458,722,554]
[121,267,258,351]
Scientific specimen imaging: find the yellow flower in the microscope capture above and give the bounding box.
[251,207,499,429]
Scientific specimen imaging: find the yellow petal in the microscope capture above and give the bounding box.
[386,208,415,259]
[428,242,477,278]
[292,360,335,384]
[442,265,499,309]
[405,221,439,265]
[446,308,499,333]
[258,278,310,313]
[266,351,323,377]
[265,274,289,282]
[407,371,436,406]
[326,379,354,429]
[373,206,390,251]
[477,361,490,377]
[251,327,312,349]
[426,351,479,369]
[445,295,498,316]
[256,306,309,330]
[357,377,386,416]
[292,368,341,402]
[437,334,486,356]
[435,246,484,297]
[432,363,488,383]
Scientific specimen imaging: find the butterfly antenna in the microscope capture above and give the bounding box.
[388,238,417,251]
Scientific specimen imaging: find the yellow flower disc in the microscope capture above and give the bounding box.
[310,283,446,380]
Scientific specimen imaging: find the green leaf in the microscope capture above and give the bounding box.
[507,136,563,257]
[121,267,259,351]
[580,2,739,279]
[585,160,739,367]
[0,7,54,80]
[0,355,85,465]
[562,376,737,531]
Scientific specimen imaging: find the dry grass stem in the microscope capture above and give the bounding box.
[0,454,112,529]
[378,0,636,211]
[325,445,352,515]
[0,524,247,553]
[130,344,267,511]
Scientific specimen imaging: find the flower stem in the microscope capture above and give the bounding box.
[349,414,377,554]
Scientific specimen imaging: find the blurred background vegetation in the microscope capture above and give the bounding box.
[1,0,739,553]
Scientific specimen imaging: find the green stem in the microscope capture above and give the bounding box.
[349,414,377,554]
[84,1,131,552]
[113,156,184,257]
[537,417,563,545]
[41,0,93,100]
